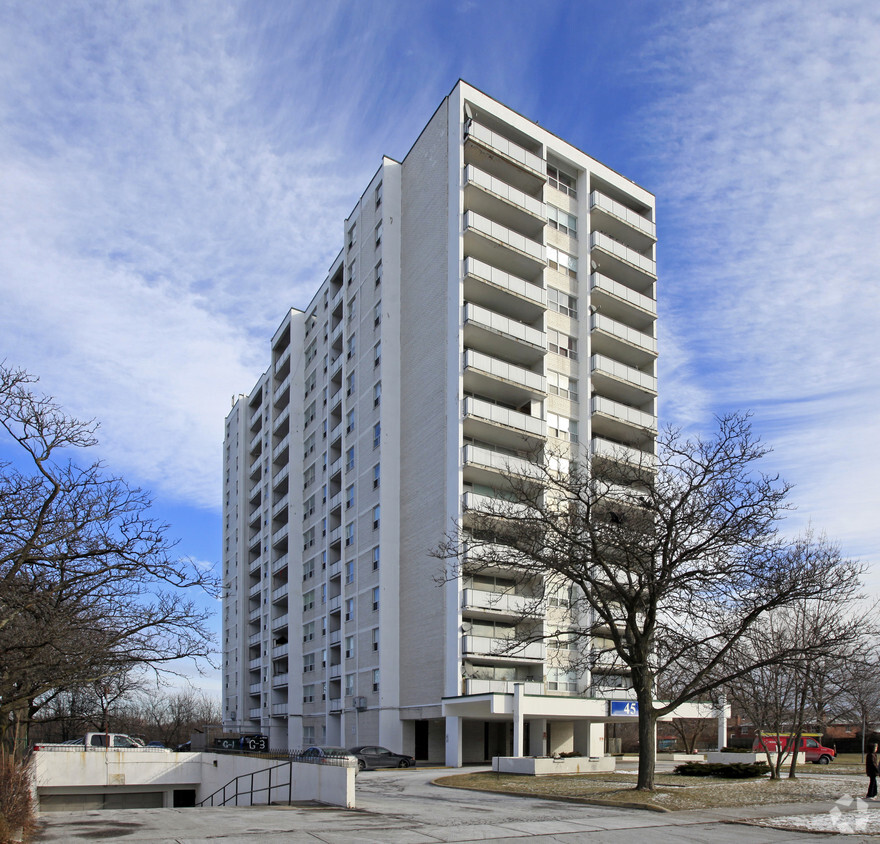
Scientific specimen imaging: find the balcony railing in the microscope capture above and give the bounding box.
[464,165,545,219]
[463,303,545,350]
[461,588,540,617]
[590,354,656,393]
[274,345,291,373]
[271,703,288,716]
[461,635,545,661]
[591,396,656,431]
[271,583,288,602]
[463,396,545,438]
[464,349,546,396]
[272,673,289,688]
[590,436,655,467]
[590,272,655,315]
[590,231,655,277]
[272,613,289,629]
[462,492,535,521]
[464,211,545,264]
[464,258,546,306]
[463,679,544,695]
[590,191,656,239]
[590,313,657,355]
[248,708,262,720]
[272,554,288,573]
[271,524,289,544]
[273,374,291,402]
[466,121,546,177]
[462,444,533,477]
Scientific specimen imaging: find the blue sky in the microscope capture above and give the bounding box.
[2,1,879,692]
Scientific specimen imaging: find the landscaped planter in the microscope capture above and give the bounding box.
[706,751,805,765]
[656,753,705,762]
[492,756,615,776]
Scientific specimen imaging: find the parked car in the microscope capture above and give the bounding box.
[349,745,416,771]
[301,746,358,766]
[36,733,142,750]
[753,734,836,764]
[145,741,166,748]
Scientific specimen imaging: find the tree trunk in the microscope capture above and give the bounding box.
[635,690,657,791]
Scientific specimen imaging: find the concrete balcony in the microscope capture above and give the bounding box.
[273,405,290,432]
[270,703,288,716]
[590,190,656,246]
[464,211,545,280]
[249,582,262,598]
[329,698,343,713]
[590,232,655,294]
[464,165,545,238]
[461,492,535,523]
[591,395,657,435]
[273,374,291,403]
[272,673,289,688]
[248,453,262,475]
[249,479,261,499]
[590,272,655,329]
[463,303,545,367]
[461,635,545,662]
[327,595,342,614]
[274,345,291,374]
[248,631,261,646]
[272,434,290,461]
[463,257,546,325]
[271,524,288,545]
[271,583,288,602]
[590,354,656,406]
[329,457,342,480]
[329,526,342,546]
[272,464,289,487]
[272,553,289,573]
[461,588,541,618]
[462,396,545,450]
[463,350,546,408]
[271,643,289,658]
[248,531,261,550]
[272,493,290,518]
[248,657,261,670]
[328,559,342,580]
[248,707,262,720]
[329,629,342,646]
[464,121,546,192]
[462,444,534,478]
[590,313,657,368]
[248,606,261,623]
[590,436,655,469]
[249,682,261,695]
[272,613,289,629]
[463,679,544,695]
[249,429,263,452]
[329,663,342,680]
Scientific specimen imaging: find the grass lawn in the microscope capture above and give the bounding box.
[434,764,870,812]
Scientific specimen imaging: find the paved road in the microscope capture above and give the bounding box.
[36,766,865,843]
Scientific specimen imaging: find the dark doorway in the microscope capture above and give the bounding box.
[414,720,429,760]
[173,789,196,808]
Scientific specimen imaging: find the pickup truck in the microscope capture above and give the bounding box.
[33,732,156,750]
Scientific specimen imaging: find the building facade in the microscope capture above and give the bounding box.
[222,81,658,765]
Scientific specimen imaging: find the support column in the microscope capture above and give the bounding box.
[529,718,547,757]
[573,720,591,756]
[512,684,525,757]
[445,715,462,768]
[716,695,728,750]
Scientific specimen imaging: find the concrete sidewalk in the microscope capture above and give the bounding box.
[35,767,873,843]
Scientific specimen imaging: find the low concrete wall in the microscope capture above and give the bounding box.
[32,750,355,810]
[492,756,615,776]
[657,753,705,762]
[706,751,805,765]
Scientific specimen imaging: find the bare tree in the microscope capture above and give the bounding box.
[0,364,219,754]
[435,413,864,790]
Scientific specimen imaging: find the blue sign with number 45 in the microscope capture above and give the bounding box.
[609,700,639,717]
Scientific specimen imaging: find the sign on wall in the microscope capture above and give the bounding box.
[608,700,639,717]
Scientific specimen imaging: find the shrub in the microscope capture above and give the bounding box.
[674,761,769,779]
[0,754,36,843]
[719,746,753,753]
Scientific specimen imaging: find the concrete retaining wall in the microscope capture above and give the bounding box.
[492,756,615,775]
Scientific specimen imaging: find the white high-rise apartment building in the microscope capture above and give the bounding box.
[222,81,658,765]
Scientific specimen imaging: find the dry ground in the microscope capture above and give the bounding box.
[435,756,872,813]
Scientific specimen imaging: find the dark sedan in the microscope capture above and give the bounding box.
[350,745,416,770]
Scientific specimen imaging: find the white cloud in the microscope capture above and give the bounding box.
[642,0,880,569]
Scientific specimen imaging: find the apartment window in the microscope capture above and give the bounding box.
[321,583,327,604]
[548,329,578,360]
[372,546,380,570]
[374,301,381,327]
[303,463,316,488]
[322,451,327,472]
[303,726,315,744]
[374,261,382,287]
[372,668,380,692]
[373,341,381,367]
[303,494,316,520]
[548,164,577,197]
[345,560,354,584]
[306,338,319,365]
[303,684,315,703]
[320,615,326,636]
[375,182,382,208]
[303,557,315,580]
[372,628,379,652]
[322,419,328,440]
[321,516,327,537]
[345,635,355,659]
[347,334,356,360]
[345,597,354,622]
[346,372,355,397]
[548,371,578,401]
[547,245,578,278]
[321,550,327,569]
[303,653,315,673]
[372,586,380,611]
[547,667,578,692]
[345,523,354,547]
[303,621,315,643]
[345,447,355,472]
[372,422,380,449]
[375,220,383,247]
[346,409,356,435]
[372,505,380,530]
[346,484,355,510]
[373,381,381,407]
[303,590,315,612]
[373,463,380,489]
[547,204,577,235]
[303,527,315,550]
[548,412,578,443]
[303,431,316,458]
[345,673,355,696]
[321,484,327,504]
[548,287,578,319]
[304,371,316,396]
[347,222,356,249]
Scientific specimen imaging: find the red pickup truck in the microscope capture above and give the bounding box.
[753,734,836,764]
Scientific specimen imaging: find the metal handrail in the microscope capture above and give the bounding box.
[198,760,293,807]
